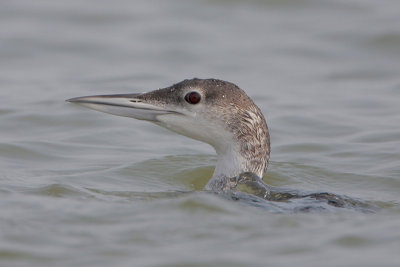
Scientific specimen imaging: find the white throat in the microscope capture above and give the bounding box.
[157,113,254,190]
[213,144,246,178]
[204,146,246,191]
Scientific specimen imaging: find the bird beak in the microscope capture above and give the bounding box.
[66,93,180,122]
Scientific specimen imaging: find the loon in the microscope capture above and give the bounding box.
[67,78,377,212]
[68,78,270,192]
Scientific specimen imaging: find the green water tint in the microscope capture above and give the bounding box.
[228,173,378,212]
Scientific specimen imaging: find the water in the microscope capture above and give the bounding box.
[1,0,400,266]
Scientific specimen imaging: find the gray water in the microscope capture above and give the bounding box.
[1,0,400,266]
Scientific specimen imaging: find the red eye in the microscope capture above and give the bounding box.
[184,91,201,104]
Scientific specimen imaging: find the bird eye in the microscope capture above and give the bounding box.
[184,91,201,104]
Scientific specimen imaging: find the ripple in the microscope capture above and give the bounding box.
[0,143,55,162]
[368,32,400,53]
[85,187,189,201]
[351,130,400,144]
[24,184,93,198]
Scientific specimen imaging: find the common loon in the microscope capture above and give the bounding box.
[67,78,270,192]
[67,78,376,212]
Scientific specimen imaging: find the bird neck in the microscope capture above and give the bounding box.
[205,140,268,191]
[204,107,271,192]
[214,144,253,178]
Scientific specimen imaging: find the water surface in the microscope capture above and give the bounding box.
[1,0,400,266]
